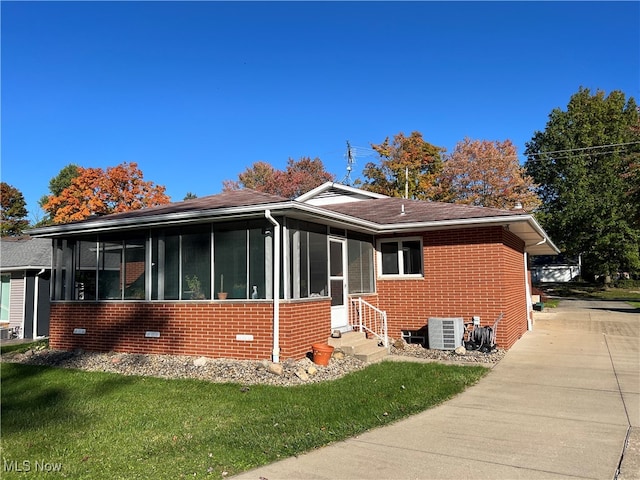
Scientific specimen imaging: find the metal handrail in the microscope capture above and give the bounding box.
[349,297,388,348]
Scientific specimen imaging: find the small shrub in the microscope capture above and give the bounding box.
[614,278,640,289]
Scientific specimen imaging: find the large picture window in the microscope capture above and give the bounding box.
[378,237,423,277]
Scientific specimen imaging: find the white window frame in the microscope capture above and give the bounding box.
[376,237,424,278]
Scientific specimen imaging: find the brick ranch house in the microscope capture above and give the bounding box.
[30,182,558,362]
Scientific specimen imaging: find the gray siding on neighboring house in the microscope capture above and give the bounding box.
[1,237,52,338]
[9,273,25,332]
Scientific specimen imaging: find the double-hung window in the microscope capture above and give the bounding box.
[377,237,423,277]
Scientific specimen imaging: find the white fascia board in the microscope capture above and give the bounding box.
[295,182,388,203]
[292,204,559,254]
[27,200,560,255]
[0,266,50,273]
[27,202,294,238]
[376,215,560,254]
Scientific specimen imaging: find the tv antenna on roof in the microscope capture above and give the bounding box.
[341,140,354,185]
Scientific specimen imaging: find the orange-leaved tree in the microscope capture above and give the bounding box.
[223,157,335,198]
[438,138,541,210]
[359,131,445,200]
[43,162,171,223]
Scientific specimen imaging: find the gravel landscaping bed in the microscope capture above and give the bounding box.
[2,342,503,386]
[390,342,506,365]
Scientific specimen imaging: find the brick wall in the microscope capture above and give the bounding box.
[280,298,332,360]
[48,225,529,359]
[49,298,331,360]
[375,226,527,349]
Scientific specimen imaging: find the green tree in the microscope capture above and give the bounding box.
[524,87,640,281]
[0,182,29,236]
[358,131,445,199]
[37,164,80,226]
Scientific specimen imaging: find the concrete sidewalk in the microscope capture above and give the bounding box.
[233,299,639,480]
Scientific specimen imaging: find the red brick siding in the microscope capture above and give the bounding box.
[279,299,332,360]
[499,229,529,348]
[376,226,526,349]
[49,299,331,360]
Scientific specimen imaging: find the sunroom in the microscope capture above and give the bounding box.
[51,218,375,306]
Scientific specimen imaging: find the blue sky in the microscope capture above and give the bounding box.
[2,1,638,223]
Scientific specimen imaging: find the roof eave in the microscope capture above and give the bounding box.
[27,201,559,256]
[0,265,51,272]
[27,201,295,238]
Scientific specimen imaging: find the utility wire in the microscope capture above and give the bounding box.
[527,141,640,157]
[345,140,640,166]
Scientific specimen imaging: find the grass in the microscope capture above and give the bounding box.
[536,283,640,305]
[1,361,488,479]
[542,298,561,308]
[0,339,49,355]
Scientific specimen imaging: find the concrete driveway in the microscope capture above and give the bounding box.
[233,299,639,480]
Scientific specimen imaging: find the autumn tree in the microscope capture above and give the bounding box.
[358,131,445,200]
[0,182,29,236]
[223,161,276,192]
[223,157,335,198]
[524,88,640,281]
[43,162,171,223]
[438,138,541,210]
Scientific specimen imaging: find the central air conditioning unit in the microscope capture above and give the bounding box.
[427,317,464,350]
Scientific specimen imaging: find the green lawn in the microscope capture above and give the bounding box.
[0,339,49,355]
[1,361,487,479]
[537,283,640,302]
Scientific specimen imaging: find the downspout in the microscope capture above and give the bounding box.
[265,210,281,363]
[523,253,533,330]
[33,269,46,339]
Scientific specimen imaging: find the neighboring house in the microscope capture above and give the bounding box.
[0,236,52,339]
[29,182,558,361]
[530,255,581,283]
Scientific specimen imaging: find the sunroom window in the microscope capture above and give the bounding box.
[347,235,375,294]
[288,220,328,299]
[378,238,423,277]
[52,220,271,302]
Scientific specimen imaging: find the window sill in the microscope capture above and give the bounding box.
[377,275,424,280]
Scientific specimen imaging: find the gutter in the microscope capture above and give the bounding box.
[27,202,294,237]
[28,200,558,254]
[264,210,281,363]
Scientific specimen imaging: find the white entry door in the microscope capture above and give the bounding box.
[329,238,349,331]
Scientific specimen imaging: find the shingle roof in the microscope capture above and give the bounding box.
[75,189,290,222]
[0,236,51,269]
[321,197,525,225]
[27,185,557,254]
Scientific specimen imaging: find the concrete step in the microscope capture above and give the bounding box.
[328,331,388,363]
[328,331,370,355]
[353,342,388,363]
